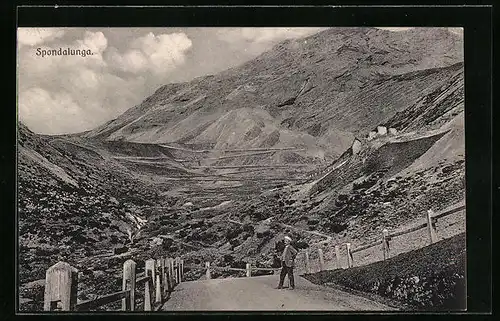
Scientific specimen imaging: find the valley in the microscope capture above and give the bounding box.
[17,27,465,311]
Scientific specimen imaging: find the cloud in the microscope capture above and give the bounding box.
[18,29,192,134]
[106,32,192,75]
[18,28,66,46]
[19,87,85,134]
[77,31,108,54]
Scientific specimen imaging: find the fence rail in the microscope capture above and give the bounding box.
[184,263,280,277]
[296,204,465,273]
[43,256,185,312]
[41,204,465,311]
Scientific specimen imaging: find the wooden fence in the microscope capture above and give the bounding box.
[43,256,184,311]
[298,204,465,273]
[184,262,280,279]
[42,204,465,311]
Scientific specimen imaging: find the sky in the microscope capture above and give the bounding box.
[17,27,463,135]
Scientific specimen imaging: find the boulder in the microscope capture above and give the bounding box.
[367,131,377,141]
[389,127,398,135]
[150,237,163,247]
[351,139,362,155]
[377,126,388,136]
[113,245,128,255]
[255,224,271,238]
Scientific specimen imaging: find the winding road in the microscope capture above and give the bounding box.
[162,275,394,311]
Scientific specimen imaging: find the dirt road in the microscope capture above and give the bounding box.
[162,275,395,311]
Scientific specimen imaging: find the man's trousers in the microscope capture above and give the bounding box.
[278,263,295,288]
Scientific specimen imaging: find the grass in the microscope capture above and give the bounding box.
[302,233,466,311]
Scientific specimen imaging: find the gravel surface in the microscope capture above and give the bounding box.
[162,275,394,311]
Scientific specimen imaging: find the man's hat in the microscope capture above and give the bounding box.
[284,236,292,242]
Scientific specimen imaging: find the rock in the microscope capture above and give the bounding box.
[389,127,398,135]
[150,237,163,247]
[367,131,377,141]
[377,126,388,135]
[255,224,271,238]
[113,245,128,255]
[442,165,455,174]
[351,139,362,155]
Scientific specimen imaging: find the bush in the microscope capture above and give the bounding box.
[223,254,234,263]
[324,218,349,233]
[162,238,173,249]
[242,224,254,234]
[293,241,309,249]
[226,226,242,240]
[307,219,319,225]
[113,245,128,255]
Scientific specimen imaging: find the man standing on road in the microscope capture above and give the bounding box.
[276,236,298,290]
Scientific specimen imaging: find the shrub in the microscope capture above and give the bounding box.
[226,226,242,240]
[324,218,349,234]
[293,241,309,249]
[256,229,271,239]
[242,224,254,234]
[307,219,319,225]
[162,238,173,249]
[113,245,128,255]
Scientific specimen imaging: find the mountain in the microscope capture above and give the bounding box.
[83,27,463,164]
[18,27,465,311]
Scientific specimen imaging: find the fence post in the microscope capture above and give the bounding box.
[144,259,156,311]
[205,262,211,280]
[173,257,179,284]
[177,257,182,283]
[334,245,342,269]
[43,262,78,311]
[304,249,311,273]
[346,243,353,268]
[160,258,167,296]
[164,258,172,292]
[145,259,156,288]
[426,209,438,244]
[304,250,311,273]
[156,258,162,300]
[382,229,390,260]
[169,258,175,289]
[164,258,170,293]
[318,248,325,271]
[144,277,152,311]
[166,258,173,287]
[155,274,162,305]
[246,263,251,277]
[170,258,176,286]
[181,259,184,281]
[122,259,136,311]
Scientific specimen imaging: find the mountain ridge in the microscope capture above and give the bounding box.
[80,27,462,166]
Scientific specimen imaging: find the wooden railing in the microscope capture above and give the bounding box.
[41,205,465,311]
[184,262,280,279]
[298,204,466,273]
[43,256,184,311]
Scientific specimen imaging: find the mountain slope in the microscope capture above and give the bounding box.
[18,27,465,311]
[83,28,463,164]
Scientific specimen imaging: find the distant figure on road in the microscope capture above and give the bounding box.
[276,236,298,290]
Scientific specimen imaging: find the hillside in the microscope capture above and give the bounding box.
[18,27,465,311]
[83,27,463,164]
[304,233,466,310]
